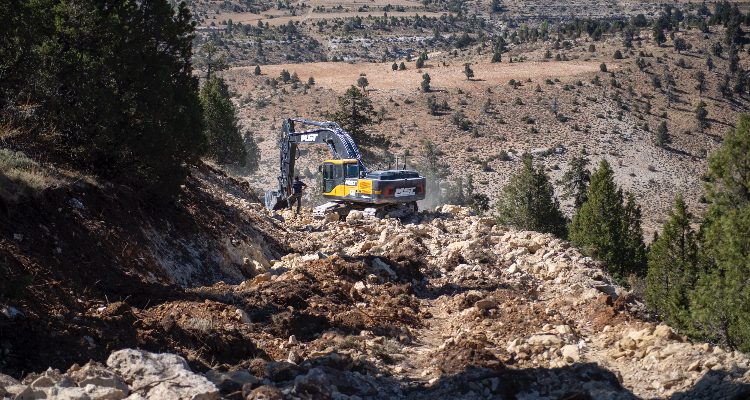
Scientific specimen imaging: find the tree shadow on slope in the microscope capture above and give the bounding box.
[413,280,514,301]
[0,164,290,377]
[269,353,750,400]
[669,370,750,400]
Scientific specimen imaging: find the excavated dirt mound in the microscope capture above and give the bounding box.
[0,163,287,376]
[3,171,750,399]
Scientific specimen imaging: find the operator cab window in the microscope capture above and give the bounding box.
[345,164,359,179]
[333,164,344,180]
[322,164,333,180]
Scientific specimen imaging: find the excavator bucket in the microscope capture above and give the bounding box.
[264,190,288,210]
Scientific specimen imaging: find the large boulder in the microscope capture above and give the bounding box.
[106,349,219,400]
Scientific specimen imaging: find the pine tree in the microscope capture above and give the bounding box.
[694,70,706,96]
[416,57,425,69]
[466,175,490,214]
[622,193,647,276]
[200,76,247,165]
[560,153,591,210]
[198,41,228,80]
[20,0,206,195]
[427,95,439,115]
[420,140,450,207]
[491,49,502,63]
[696,101,709,130]
[392,62,398,71]
[623,25,635,48]
[254,65,261,75]
[421,73,431,92]
[653,18,667,46]
[329,86,387,151]
[646,196,699,329]
[280,69,291,83]
[357,76,369,93]
[691,114,750,351]
[673,37,688,54]
[464,63,474,80]
[655,121,670,147]
[569,160,646,279]
[496,154,567,237]
[239,131,261,173]
[490,0,503,13]
[0,0,45,108]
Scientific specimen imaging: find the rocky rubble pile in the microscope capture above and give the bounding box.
[3,205,750,399]
[258,205,750,399]
[0,349,220,400]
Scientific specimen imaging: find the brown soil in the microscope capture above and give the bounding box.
[0,163,287,376]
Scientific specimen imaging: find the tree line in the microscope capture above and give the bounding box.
[490,115,750,351]
[0,0,257,197]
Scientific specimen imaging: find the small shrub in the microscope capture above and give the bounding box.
[0,149,56,202]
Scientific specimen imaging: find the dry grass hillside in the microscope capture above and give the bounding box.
[222,25,749,235]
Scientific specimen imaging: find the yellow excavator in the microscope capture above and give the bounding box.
[264,118,426,218]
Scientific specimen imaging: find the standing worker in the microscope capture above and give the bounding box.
[288,176,307,215]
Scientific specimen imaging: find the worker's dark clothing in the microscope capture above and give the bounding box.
[288,180,307,214]
[292,180,307,194]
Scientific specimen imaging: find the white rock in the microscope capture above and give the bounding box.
[653,324,676,340]
[555,325,572,335]
[527,334,562,348]
[561,344,580,362]
[235,308,251,324]
[106,349,219,400]
[371,258,397,278]
[440,204,462,215]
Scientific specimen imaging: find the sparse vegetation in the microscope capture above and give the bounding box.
[8,1,750,396]
[569,160,646,281]
[200,77,248,165]
[421,73,431,92]
[495,153,567,238]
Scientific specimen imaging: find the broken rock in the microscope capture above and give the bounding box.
[106,349,219,400]
[561,344,581,363]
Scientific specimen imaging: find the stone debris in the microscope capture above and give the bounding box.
[4,206,750,399]
[106,349,219,399]
[259,206,750,399]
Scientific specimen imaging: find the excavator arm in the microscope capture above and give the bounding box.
[265,118,367,210]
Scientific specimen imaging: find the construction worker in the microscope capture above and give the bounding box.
[288,176,307,214]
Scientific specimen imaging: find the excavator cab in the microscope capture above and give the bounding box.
[321,159,360,199]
